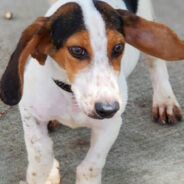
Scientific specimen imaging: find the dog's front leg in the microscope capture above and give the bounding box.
[146,56,182,124]
[76,116,122,184]
[20,106,60,184]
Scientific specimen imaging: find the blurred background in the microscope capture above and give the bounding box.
[0,0,184,184]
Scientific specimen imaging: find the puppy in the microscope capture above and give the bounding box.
[1,0,184,183]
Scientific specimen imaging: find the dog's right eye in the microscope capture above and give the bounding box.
[68,46,89,60]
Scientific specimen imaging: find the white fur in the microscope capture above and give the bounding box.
[19,0,180,184]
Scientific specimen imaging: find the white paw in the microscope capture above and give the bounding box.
[27,159,61,184]
[152,92,182,124]
[46,159,61,184]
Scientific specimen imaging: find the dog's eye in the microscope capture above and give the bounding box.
[68,46,88,60]
[112,43,124,58]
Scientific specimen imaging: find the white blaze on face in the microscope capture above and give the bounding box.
[72,0,121,116]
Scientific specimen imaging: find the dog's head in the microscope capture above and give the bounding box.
[1,1,184,119]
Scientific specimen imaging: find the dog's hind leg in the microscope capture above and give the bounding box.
[145,56,182,124]
[19,105,61,184]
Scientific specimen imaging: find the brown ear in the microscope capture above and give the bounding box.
[0,17,50,106]
[117,10,184,61]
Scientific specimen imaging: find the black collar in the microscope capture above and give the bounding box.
[54,80,73,93]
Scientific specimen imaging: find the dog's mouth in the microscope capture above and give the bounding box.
[87,112,105,120]
[87,111,117,120]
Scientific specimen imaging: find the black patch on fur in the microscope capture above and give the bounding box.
[122,0,138,13]
[93,1,124,36]
[0,45,22,106]
[50,3,85,49]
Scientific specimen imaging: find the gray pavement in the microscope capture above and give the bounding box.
[0,0,184,184]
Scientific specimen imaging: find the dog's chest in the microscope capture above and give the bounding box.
[22,62,88,127]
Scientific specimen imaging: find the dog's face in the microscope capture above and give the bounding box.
[1,0,184,119]
[50,2,125,119]
[54,30,124,119]
[64,30,124,119]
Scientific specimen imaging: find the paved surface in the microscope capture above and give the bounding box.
[0,0,184,184]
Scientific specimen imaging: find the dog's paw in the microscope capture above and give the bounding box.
[48,120,60,132]
[152,94,182,125]
[46,159,61,184]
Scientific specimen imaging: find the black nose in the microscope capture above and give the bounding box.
[95,101,120,118]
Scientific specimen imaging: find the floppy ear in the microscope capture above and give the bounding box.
[117,10,184,61]
[0,17,50,106]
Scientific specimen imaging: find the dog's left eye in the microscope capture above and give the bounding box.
[112,43,124,58]
[68,46,88,60]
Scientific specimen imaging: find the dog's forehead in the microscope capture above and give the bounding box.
[93,1,124,35]
[50,3,85,49]
[50,1,124,50]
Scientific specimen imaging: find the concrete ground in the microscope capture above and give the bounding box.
[0,0,184,184]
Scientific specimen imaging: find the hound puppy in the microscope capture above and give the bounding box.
[1,0,184,183]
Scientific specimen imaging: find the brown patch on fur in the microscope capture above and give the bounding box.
[0,17,50,105]
[48,120,60,132]
[18,34,45,92]
[32,172,36,176]
[52,31,92,82]
[106,29,125,71]
[117,9,184,61]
